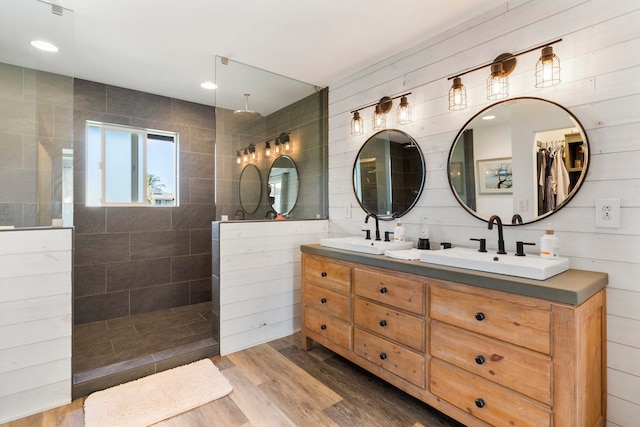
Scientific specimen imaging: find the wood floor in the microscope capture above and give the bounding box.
[2,333,463,427]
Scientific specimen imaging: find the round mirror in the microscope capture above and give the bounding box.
[353,129,425,219]
[239,164,262,214]
[268,155,299,215]
[448,97,589,225]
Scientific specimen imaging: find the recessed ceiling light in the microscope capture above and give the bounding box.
[482,115,496,120]
[30,40,59,52]
[200,82,217,90]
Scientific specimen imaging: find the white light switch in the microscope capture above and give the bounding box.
[344,202,352,218]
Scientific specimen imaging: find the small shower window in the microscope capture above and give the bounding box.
[86,121,178,207]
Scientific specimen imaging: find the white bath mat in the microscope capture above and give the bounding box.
[84,359,232,427]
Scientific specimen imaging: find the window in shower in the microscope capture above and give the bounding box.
[86,122,178,206]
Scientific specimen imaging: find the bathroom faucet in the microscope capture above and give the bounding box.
[487,215,507,254]
[511,214,523,225]
[234,209,245,220]
[365,213,381,241]
[265,210,277,219]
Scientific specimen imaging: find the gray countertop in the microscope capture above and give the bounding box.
[301,244,608,306]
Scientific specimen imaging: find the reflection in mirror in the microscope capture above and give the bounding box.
[448,97,589,225]
[268,156,299,215]
[353,130,425,219]
[239,164,262,215]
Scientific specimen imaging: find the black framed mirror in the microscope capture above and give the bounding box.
[268,155,299,215]
[448,97,589,225]
[239,164,262,214]
[353,129,425,219]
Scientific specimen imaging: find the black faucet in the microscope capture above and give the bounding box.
[365,213,381,241]
[511,214,523,225]
[234,209,245,220]
[487,215,506,254]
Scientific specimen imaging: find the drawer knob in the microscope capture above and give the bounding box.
[475,398,486,408]
[379,352,387,360]
[379,319,387,327]
[475,355,485,365]
[320,324,327,330]
[475,312,485,321]
[321,298,327,304]
[321,272,327,277]
[379,286,387,294]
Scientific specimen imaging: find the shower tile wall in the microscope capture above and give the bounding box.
[73,79,215,325]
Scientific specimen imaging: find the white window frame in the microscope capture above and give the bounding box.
[85,121,179,207]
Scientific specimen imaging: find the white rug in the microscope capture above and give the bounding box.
[84,359,233,427]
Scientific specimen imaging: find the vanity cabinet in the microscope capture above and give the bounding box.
[301,247,607,427]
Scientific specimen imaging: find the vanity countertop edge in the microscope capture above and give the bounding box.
[301,244,607,306]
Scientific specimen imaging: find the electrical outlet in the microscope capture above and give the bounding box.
[344,202,352,218]
[595,199,620,228]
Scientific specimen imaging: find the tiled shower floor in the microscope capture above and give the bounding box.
[72,302,216,396]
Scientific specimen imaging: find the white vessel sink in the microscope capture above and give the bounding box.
[419,247,569,280]
[320,236,413,255]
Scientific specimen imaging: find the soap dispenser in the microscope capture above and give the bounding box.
[393,222,406,243]
[418,217,430,250]
[540,224,559,259]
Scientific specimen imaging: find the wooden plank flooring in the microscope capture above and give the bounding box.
[2,333,463,427]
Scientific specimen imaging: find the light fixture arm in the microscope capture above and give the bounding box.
[350,92,412,114]
[447,38,562,81]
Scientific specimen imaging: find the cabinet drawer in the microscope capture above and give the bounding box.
[304,282,350,321]
[303,255,351,293]
[430,283,551,354]
[353,328,425,388]
[353,298,424,352]
[431,321,551,405]
[304,306,351,350]
[430,359,551,427]
[353,268,424,315]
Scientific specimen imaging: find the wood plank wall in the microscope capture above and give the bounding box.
[0,228,72,424]
[218,220,328,355]
[326,1,640,425]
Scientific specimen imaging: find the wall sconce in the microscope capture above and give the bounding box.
[535,45,561,87]
[235,132,292,164]
[447,39,562,109]
[351,111,364,135]
[448,77,467,111]
[372,104,386,130]
[350,93,412,135]
[487,53,515,100]
[279,133,291,151]
[396,95,412,125]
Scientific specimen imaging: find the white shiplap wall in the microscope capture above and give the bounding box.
[327,1,640,425]
[219,220,328,355]
[0,228,72,424]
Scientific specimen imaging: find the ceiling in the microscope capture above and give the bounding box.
[1,0,505,115]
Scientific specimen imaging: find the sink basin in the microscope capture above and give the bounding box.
[320,236,413,255]
[419,247,569,280]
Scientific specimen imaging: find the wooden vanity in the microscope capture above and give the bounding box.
[300,244,607,427]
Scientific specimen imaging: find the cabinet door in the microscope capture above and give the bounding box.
[353,298,424,352]
[353,328,425,388]
[303,254,351,293]
[431,359,551,427]
[304,282,350,321]
[431,321,551,405]
[430,282,551,354]
[304,306,351,350]
[353,268,424,315]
